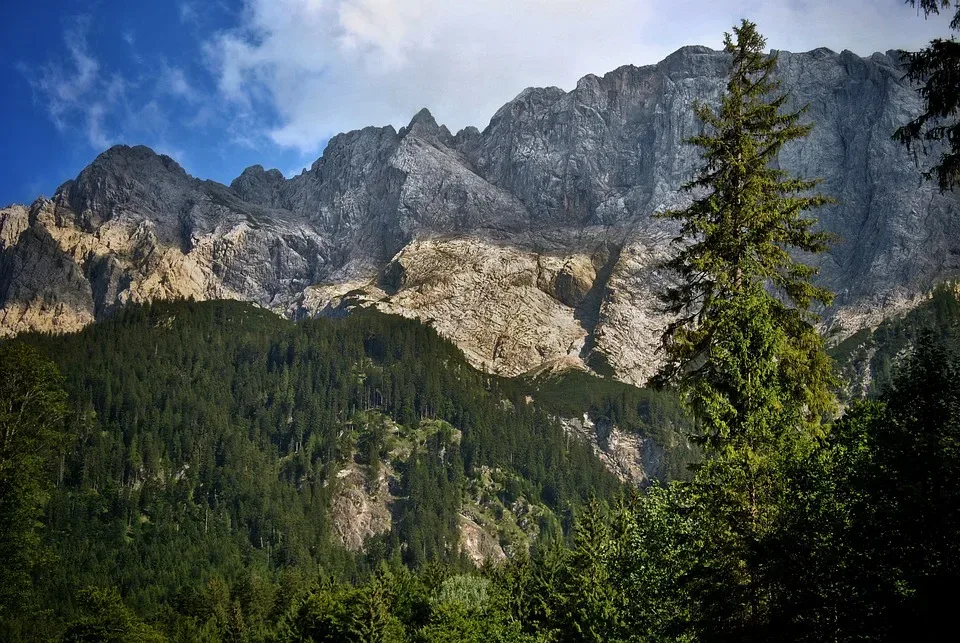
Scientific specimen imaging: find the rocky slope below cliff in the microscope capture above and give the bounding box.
[3,45,958,384]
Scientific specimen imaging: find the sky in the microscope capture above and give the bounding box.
[0,0,954,206]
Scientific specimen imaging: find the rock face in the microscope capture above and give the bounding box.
[1,147,329,334]
[330,462,393,552]
[559,414,667,485]
[3,46,959,384]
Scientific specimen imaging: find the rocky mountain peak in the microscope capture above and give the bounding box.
[91,144,185,172]
[230,164,288,209]
[453,125,481,147]
[483,86,565,133]
[71,145,189,193]
[406,107,439,130]
[50,144,194,232]
[657,44,728,75]
[399,107,455,148]
[3,45,960,386]
[235,164,285,181]
[803,46,839,59]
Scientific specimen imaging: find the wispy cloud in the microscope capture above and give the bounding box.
[179,2,199,25]
[21,18,207,155]
[14,0,954,179]
[157,63,198,102]
[23,17,102,140]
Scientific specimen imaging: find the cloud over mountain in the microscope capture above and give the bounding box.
[204,0,949,155]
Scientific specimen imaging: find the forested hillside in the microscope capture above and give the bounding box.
[4,294,960,640]
[2,298,690,639]
[832,283,960,397]
[5,10,960,641]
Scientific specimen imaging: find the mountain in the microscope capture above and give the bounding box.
[3,45,958,385]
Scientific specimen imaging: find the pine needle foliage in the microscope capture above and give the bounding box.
[896,1,960,191]
[653,20,838,637]
[655,19,837,452]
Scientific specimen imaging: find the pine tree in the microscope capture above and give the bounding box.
[896,1,960,191]
[563,501,623,643]
[0,342,68,633]
[654,20,836,638]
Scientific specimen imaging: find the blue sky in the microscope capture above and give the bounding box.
[0,0,952,206]
[1,0,311,205]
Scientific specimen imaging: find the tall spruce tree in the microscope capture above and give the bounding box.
[654,20,836,638]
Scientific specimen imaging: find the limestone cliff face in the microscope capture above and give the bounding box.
[3,46,959,384]
[559,414,667,486]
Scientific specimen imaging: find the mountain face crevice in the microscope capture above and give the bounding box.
[3,46,959,384]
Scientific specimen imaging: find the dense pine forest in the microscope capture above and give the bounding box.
[3,291,960,640]
[5,12,960,641]
[2,298,660,639]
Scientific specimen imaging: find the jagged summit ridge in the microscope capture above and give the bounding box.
[2,45,958,384]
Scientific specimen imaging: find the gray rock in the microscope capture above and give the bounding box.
[230,165,287,209]
[3,46,958,385]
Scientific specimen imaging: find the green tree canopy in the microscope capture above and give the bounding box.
[655,17,836,465]
[0,342,68,633]
[62,587,166,643]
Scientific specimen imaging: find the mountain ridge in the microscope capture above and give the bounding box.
[3,44,958,384]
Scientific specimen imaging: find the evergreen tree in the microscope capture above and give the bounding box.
[654,20,836,638]
[2,299,623,637]
[349,571,405,643]
[771,334,960,640]
[896,1,960,190]
[0,342,68,636]
[61,587,166,643]
[562,501,624,643]
[611,487,697,641]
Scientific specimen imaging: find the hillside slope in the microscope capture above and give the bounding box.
[8,299,701,629]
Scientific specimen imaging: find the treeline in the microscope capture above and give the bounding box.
[0,299,626,640]
[522,335,960,641]
[6,11,960,641]
[516,370,696,479]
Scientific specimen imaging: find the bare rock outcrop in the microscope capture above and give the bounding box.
[559,414,666,485]
[459,515,507,566]
[329,463,393,551]
[0,146,330,337]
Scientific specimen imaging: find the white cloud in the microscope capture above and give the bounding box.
[20,18,120,150]
[22,19,202,155]
[206,0,662,153]
[158,63,197,101]
[179,2,199,25]
[28,18,101,132]
[84,103,112,149]
[206,0,950,156]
